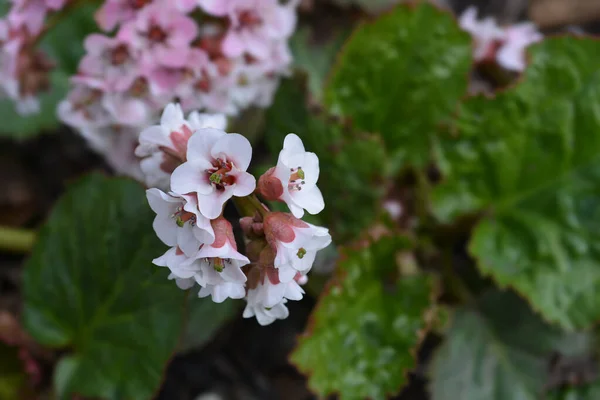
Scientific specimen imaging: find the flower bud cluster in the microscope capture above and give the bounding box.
[58,0,298,180]
[0,0,66,114]
[144,103,331,326]
[459,6,542,72]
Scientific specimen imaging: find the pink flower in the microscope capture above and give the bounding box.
[264,212,331,282]
[191,217,249,302]
[497,23,542,72]
[209,0,297,60]
[136,103,194,189]
[79,34,138,91]
[58,82,113,133]
[258,134,324,218]
[95,0,154,32]
[147,188,215,256]
[8,0,48,35]
[459,6,504,62]
[171,127,256,219]
[118,3,198,68]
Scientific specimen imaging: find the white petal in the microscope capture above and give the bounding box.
[177,225,201,257]
[171,161,214,195]
[291,186,325,215]
[153,215,178,247]
[283,133,305,153]
[146,188,179,216]
[232,171,256,197]
[197,186,234,219]
[211,133,252,171]
[160,103,185,130]
[220,264,247,283]
[187,127,225,162]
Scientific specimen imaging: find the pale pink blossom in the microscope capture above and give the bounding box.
[459,6,504,62]
[95,0,154,32]
[191,217,249,303]
[171,127,256,219]
[258,134,324,218]
[79,34,138,91]
[264,212,331,282]
[147,188,215,257]
[136,103,193,189]
[199,0,296,60]
[243,298,289,326]
[118,4,198,68]
[8,0,48,35]
[153,246,199,289]
[497,23,542,72]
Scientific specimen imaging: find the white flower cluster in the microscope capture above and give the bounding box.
[459,6,543,72]
[143,103,331,326]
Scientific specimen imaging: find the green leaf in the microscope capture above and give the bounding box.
[290,236,438,400]
[23,174,186,399]
[266,77,387,243]
[429,290,565,400]
[432,37,600,330]
[290,26,350,101]
[325,2,472,168]
[548,382,600,400]
[0,3,98,139]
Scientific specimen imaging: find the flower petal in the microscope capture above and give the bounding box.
[211,133,252,171]
[232,171,256,197]
[171,160,214,195]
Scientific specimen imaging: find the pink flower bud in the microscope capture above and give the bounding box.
[258,167,284,201]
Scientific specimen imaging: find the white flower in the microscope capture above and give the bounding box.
[170,128,256,219]
[260,134,324,218]
[136,103,194,190]
[496,23,542,72]
[187,110,227,131]
[191,217,249,302]
[147,188,215,257]
[459,6,504,62]
[264,212,331,282]
[243,298,289,326]
[153,246,199,289]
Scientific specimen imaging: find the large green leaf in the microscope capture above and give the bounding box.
[266,77,387,243]
[180,298,238,352]
[325,2,472,168]
[23,174,185,399]
[432,37,600,330]
[290,236,438,399]
[429,290,566,400]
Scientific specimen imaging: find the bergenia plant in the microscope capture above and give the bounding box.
[6,1,600,399]
[142,103,331,325]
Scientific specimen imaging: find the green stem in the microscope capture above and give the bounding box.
[0,225,36,254]
[232,194,269,219]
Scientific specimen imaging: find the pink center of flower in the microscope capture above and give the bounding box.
[288,166,305,192]
[129,77,149,97]
[193,70,211,93]
[110,44,129,65]
[238,11,262,28]
[207,159,235,191]
[147,25,168,43]
[129,0,152,9]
